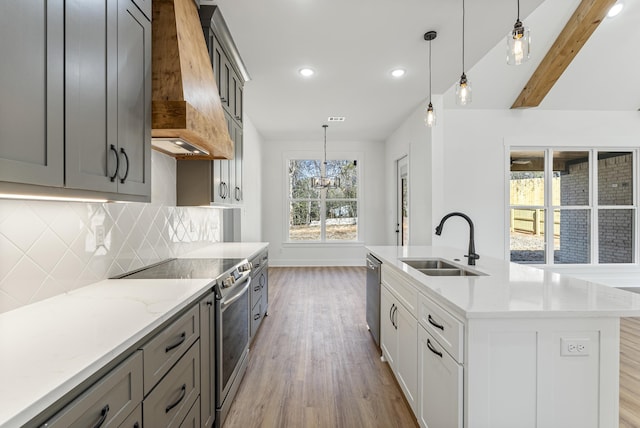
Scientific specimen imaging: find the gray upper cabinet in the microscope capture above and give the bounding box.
[66,0,151,198]
[0,1,64,187]
[0,0,150,201]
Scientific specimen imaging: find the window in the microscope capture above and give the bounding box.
[288,159,358,242]
[509,149,636,264]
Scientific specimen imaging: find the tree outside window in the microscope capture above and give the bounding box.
[288,159,358,242]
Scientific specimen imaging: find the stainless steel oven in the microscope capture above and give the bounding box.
[213,267,251,427]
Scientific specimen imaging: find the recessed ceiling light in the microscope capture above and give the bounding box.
[607,2,623,17]
[391,68,406,78]
[299,68,315,77]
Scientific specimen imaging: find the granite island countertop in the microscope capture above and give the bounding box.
[0,242,268,428]
[367,245,640,319]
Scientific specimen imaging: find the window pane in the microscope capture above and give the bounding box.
[599,209,634,263]
[326,160,358,199]
[598,152,633,206]
[554,151,589,206]
[555,209,590,264]
[510,151,545,206]
[289,160,320,199]
[325,201,357,240]
[510,208,545,263]
[289,201,320,241]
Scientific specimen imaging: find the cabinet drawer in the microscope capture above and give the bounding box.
[118,403,141,428]
[142,305,200,394]
[43,351,143,428]
[179,396,200,428]
[382,265,418,317]
[250,272,262,309]
[143,341,200,428]
[419,293,464,363]
[250,297,264,339]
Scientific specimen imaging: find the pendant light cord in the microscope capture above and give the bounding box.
[428,40,432,103]
[462,0,465,73]
[517,0,520,20]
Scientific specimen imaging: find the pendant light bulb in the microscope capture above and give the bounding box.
[425,102,436,127]
[456,73,472,106]
[507,1,531,65]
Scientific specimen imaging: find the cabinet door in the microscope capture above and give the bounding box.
[233,124,243,203]
[65,0,119,193]
[396,302,418,413]
[380,285,397,368]
[418,327,463,428]
[212,36,231,113]
[116,0,151,197]
[199,294,215,428]
[259,264,268,314]
[234,77,243,124]
[0,1,64,187]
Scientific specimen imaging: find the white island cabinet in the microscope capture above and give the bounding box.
[367,245,640,428]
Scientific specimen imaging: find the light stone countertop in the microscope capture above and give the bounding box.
[367,245,640,319]
[0,242,268,428]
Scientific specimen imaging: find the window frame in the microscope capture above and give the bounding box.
[505,146,639,266]
[284,151,362,244]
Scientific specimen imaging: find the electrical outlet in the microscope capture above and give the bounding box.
[561,338,590,356]
[95,225,105,247]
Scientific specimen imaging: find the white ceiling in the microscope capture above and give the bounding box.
[212,0,638,142]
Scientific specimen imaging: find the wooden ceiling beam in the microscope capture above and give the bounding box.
[511,0,617,109]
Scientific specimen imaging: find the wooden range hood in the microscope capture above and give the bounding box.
[151,0,233,160]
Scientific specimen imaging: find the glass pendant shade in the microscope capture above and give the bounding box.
[507,20,530,65]
[425,102,436,127]
[455,73,472,106]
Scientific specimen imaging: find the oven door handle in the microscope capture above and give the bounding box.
[221,277,251,311]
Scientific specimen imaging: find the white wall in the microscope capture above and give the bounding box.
[261,138,386,266]
[437,109,640,259]
[239,115,263,242]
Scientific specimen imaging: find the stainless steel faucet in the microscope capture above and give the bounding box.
[435,212,480,266]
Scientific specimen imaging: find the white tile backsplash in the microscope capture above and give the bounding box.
[0,151,222,313]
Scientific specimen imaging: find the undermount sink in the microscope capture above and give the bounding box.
[401,259,457,270]
[400,258,485,277]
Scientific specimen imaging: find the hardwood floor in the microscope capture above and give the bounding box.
[224,267,418,428]
[620,317,640,428]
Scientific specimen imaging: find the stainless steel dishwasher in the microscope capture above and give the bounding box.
[366,253,382,347]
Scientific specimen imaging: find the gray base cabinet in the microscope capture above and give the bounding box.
[249,251,268,342]
[42,352,143,428]
[199,292,216,428]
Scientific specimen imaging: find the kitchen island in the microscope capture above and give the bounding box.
[367,245,640,428]
[0,242,267,428]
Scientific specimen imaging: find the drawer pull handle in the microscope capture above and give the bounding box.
[428,314,444,331]
[254,313,261,321]
[254,285,261,292]
[133,423,139,428]
[165,332,186,353]
[427,338,443,358]
[92,404,109,428]
[165,384,186,413]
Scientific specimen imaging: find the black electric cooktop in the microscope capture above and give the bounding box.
[117,258,245,280]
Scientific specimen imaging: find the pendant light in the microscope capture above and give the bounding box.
[424,31,437,127]
[311,125,340,189]
[455,0,471,105]
[507,0,531,65]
